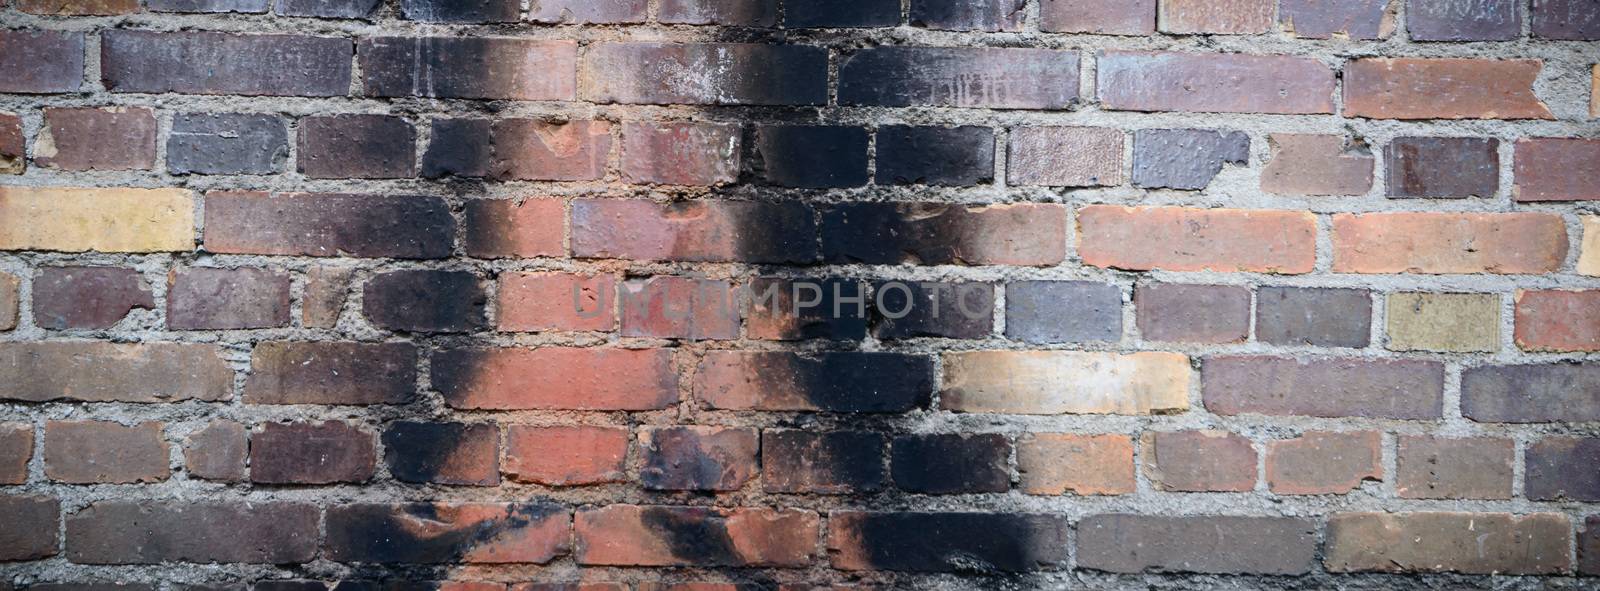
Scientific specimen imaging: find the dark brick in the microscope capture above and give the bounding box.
[911,0,1024,31]
[298,115,415,179]
[744,277,869,341]
[1385,137,1499,198]
[383,422,498,486]
[44,421,169,484]
[1099,51,1336,114]
[0,423,30,484]
[399,0,517,21]
[65,502,318,564]
[0,113,22,175]
[360,37,576,101]
[1397,436,1513,500]
[839,47,1079,109]
[423,118,610,181]
[183,420,247,482]
[1280,0,1395,39]
[696,352,933,413]
[1515,138,1600,201]
[325,503,570,563]
[785,0,898,27]
[148,0,267,12]
[572,199,818,264]
[168,113,287,175]
[875,125,994,186]
[0,495,59,561]
[434,347,678,411]
[167,267,291,330]
[640,426,758,491]
[302,266,351,328]
[463,198,565,259]
[0,30,84,94]
[1004,281,1122,344]
[204,191,454,259]
[755,125,868,188]
[1132,129,1248,190]
[101,31,351,97]
[244,341,417,405]
[1256,287,1372,348]
[1532,0,1600,39]
[250,421,376,484]
[1041,0,1155,34]
[762,430,884,494]
[0,342,232,403]
[32,267,153,330]
[36,107,157,171]
[583,43,826,105]
[575,505,815,567]
[658,0,776,25]
[1326,512,1571,574]
[821,202,1066,266]
[871,281,994,340]
[1462,363,1600,422]
[1143,430,1256,492]
[1583,515,1600,575]
[1409,0,1521,41]
[363,270,486,333]
[1135,283,1249,343]
[1077,515,1316,574]
[529,0,644,22]
[1204,356,1444,419]
[891,433,1010,494]
[276,0,378,16]
[828,512,1069,572]
[1527,437,1600,501]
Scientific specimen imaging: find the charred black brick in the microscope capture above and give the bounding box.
[1132,129,1249,190]
[891,433,1011,494]
[1409,0,1521,41]
[910,0,1025,31]
[250,422,377,484]
[785,0,899,27]
[793,353,934,412]
[398,0,518,22]
[1526,438,1600,501]
[755,125,868,188]
[363,270,487,333]
[870,281,995,340]
[838,47,1080,109]
[360,37,574,101]
[830,512,1069,572]
[101,31,351,97]
[875,125,995,186]
[640,426,758,491]
[746,277,869,341]
[276,0,378,16]
[168,113,287,175]
[1461,363,1600,422]
[324,503,568,563]
[1385,137,1499,198]
[382,422,499,486]
[763,430,885,494]
[298,115,416,179]
[1256,287,1372,348]
[203,192,455,259]
[64,502,319,564]
[1004,280,1122,344]
[420,119,491,178]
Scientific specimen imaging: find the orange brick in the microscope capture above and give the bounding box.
[1017,433,1134,495]
[1078,206,1317,273]
[503,426,629,486]
[1344,58,1552,120]
[1515,290,1600,352]
[498,272,616,332]
[1331,212,1567,274]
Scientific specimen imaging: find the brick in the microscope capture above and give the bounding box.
[503,426,628,486]
[250,422,376,484]
[828,512,1067,571]
[0,423,32,484]
[942,351,1189,414]
[1386,292,1500,352]
[695,351,930,412]
[1078,515,1316,574]
[1409,0,1520,41]
[1256,287,1372,348]
[65,502,317,564]
[1007,126,1121,187]
[621,276,738,340]
[1344,58,1552,119]
[1396,436,1512,500]
[1266,431,1382,495]
[204,191,452,259]
[1079,206,1317,273]
[1016,433,1132,495]
[383,422,498,486]
[44,421,169,484]
[1532,0,1600,39]
[0,342,231,403]
[1040,0,1154,34]
[435,347,677,410]
[1326,512,1570,574]
[762,430,884,494]
[577,505,816,566]
[1583,216,1600,275]
[622,122,740,186]
[1,186,194,253]
[168,113,287,175]
[0,113,22,175]
[17,0,137,14]
[572,199,818,264]
[500,272,615,332]
[1132,128,1247,190]
[1204,356,1444,419]
[1584,516,1600,575]
[326,504,569,563]
[360,37,576,100]
[147,0,265,11]
[276,0,377,16]
[1517,290,1600,351]
[245,342,415,405]
[298,115,415,179]
[102,31,350,96]
[167,267,290,330]
[1134,283,1249,343]
[1099,51,1335,114]
[0,30,84,93]
[1143,430,1256,492]
[754,125,868,188]
[1595,66,1600,117]
[463,198,564,259]
[302,266,350,328]
[0,273,14,331]
[36,107,156,171]
[399,0,516,21]
[183,420,246,482]
[822,202,1065,266]
[423,118,610,181]
[658,0,776,25]
[1527,437,1600,501]
[1386,137,1499,198]
[744,277,869,341]
[529,0,644,22]
[870,281,993,340]
[1279,0,1395,39]
[1004,281,1121,344]
[892,433,1010,494]
[1261,134,1375,196]
[875,125,994,186]
[584,43,826,105]
[785,0,898,27]
[363,270,487,333]
[839,47,1079,109]
[1331,212,1567,274]
[1515,138,1600,201]
[0,496,59,561]
[1158,0,1274,33]
[911,0,1024,31]
[1463,362,1600,422]
[32,267,154,330]
[640,426,758,491]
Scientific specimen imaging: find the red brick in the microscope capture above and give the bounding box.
[1515,138,1600,201]
[1325,512,1570,574]
[183,420,246,482]
[244,341,416,405]
[167,267,291,330]
[250,421,376,484]
[499,272,615,332]
[434,347,677,410]
[17,0,137,16]
[0,30,85,94]
[325,503,570,564]
[503,425,628,486]
[423,119,610,181]
[572,199,818,264]
[359,37,577,100]
[1007,127,1122,187]
[639,426,758,491]
[1265,431,1381,495]
[1516,290,1600,352]
[1098,51,1335,114]
[0,342,232,403]
[0,423,33,484]
[575,505,817,567]
[1261,134,1375,196]
[463,198,565,259]
[621,122,741,186]
[204,191,454,259]
[1344,58,1553,120]
[1331,212,1567,274]
[43,420,169,484]
[0,113,22,174]
[1078,206,1317,273]
[64,502,319,564]
[36,107,156,171]
[1040,0,1154,34]
[1158,0,1273,33]
[101,31,351,97]
[297,114,416,179]
[583,43,826,105]
[1143,430,1256,492]
[32,267,154,330]
[302,266,350,328]
[621,276,739,341]
[1396,436,1513,500]
[382,422,499,486]
[1017,433,1134,495]
[1204,356,1444,419]
[0,495,59,561]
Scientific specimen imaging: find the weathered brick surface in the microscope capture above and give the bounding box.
[659,0,776,25]
[326,503,570,563]
[301,266,350,328]
[298,115,416,179]
[0,187,195,252]
[1583,216,1600,276]
[1386,292,1501,352]
[1078,206,1317,273]
[1516,290,1600,351]
[0,30,84,93]
[363,270,487,333]
[1409,0,1521,41]
[168,113,288,175]
[870,281,994,340]
[18,0,138,15]
[1462,362,1600,422]
[360,37,576,100]
[576,505,817,566]
[572,199,818,264]
[763,430,885,494]
[1004,280,1122,344]
[1279,0,1394,39]
[822,203,1066,266]
[0,423,32,485]
[65,502,319,564]
[249,421,376,484]
[1143,430,1256,492]
[942,351,1189,414]
[32,266,154,330]
[911,0,1024,31]
[1041,0,1154,34]
[0,273,15,331]
[1396,436,1513,499]
[1158,0,1274,34]
[1515,138,1600,201]
[0,495,59,561]
[1331,212,1568,274]
[622,122,740,186]
[1266,431,1382,495]
[743,277,868,341]
[183,420,246,482]
[584,43,826,105]
[892,433,1011,494]
[102,31,351,96]
[1008,126,1122,187]
[876,125,994,186]
[435,347,677,410]
[500,272,616,332]
[0,113,23,175]
[786,0,898,27]
[828,512,1068,572]
[620,276,739,340]
[1385,137,1500,198]
[1017,433,1133,495]
[383,422,499,486]
[839,47,1080,109]
[529,0,644,23]
[1132,128,1248,190]
[1526,437,1600,501]
[1077,515,1317,574]
[504,425,628,486]
[204,191,453,258]
[44,420,169,484]
[1134,283,1250,343]
[640,426,758,491]
[37,107,157,171]
[694,351,932,412]
[424,119,610,181]
[168,267,291,330]
[1261,134,1374,196]
[1098,52,1335,114]
[1204,356,1444,418]
[244,341,414,405]
[1532,0,1600,39]
[1325,512,1571,574]
[1344,58,1553,119]
[0,342,232,403]
[463,198,565,259]
[1255,287,1371,348]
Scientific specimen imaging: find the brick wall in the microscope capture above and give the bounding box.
[1,0,1599,588]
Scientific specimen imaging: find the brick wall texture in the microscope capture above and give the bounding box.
[1,0,1599,589]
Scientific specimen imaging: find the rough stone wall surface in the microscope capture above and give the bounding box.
[0,0,1598,589]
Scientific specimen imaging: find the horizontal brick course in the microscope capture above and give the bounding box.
[0,187,195,253]
[1325,512,1571,574]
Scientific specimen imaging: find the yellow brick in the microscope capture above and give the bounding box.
[941,351,1191,415]
[0,186,194,252]
[1581,216,1600,277]
[1386,292,1500,353]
